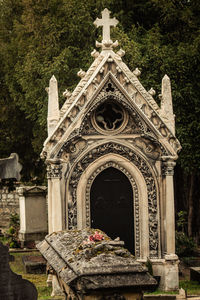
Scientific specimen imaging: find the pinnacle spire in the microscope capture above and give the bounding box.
[47,75,60,136]
[160,74,175,134]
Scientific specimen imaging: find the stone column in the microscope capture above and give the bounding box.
[47,162,64,296]
[161,158,179,291]
[47,171,53,234]
[47,162,63,232]
[162,159,176,255]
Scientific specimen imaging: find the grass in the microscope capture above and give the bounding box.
[145,290,178,295]
[9,251,64,300]
[144,280,200,296]
[179,280,200,295]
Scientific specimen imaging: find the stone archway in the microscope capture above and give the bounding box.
[90,166,134,253]
[68,142,160,258]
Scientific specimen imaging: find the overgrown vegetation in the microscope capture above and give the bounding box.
[179,280,200,295]
[0,213,20,248]
[175,211,197,257]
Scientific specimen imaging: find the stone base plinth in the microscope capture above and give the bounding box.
[19,230,47,245]
[138,255,179,291]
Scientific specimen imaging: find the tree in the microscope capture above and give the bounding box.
[0,0,200,239]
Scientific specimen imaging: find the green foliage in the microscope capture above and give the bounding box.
[177,211,187,232]
[145,257,153,276]
[5,213,21,248]
[179,280,200,295]
[8,226,15,235]
[176,231,196,257]
[176,211,196,256]
[0,0,200,183]
[10,213,20,228]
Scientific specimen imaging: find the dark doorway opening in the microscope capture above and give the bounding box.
[90,167,134,253]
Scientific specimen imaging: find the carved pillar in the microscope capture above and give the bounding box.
[162,159,176,255]
[47,162,63,232]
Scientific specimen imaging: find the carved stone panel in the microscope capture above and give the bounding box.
[68,142,159,257]
[80,80,156,138]
[47,163,62,179]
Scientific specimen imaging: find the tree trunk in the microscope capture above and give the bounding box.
[188,172,195,237]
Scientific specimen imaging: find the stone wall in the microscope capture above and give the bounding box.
[0,186,19,232]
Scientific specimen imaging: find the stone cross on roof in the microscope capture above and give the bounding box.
[94,8,119,49]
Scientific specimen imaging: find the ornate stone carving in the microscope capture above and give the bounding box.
[121,116,140,134]
[81,105,141,137]
[48,72,180,161]
[58,136,88,162]
[47,163,62,179]
[133,137,161,160]
[57,129,82,158]
[85,161,140,257]
[68,142,159,257]
[162,160,176,176]
[80,80,153,138]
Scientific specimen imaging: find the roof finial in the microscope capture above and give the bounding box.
[94,8,119,50]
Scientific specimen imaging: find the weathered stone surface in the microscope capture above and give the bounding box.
[0,153,22,180]
[0,242,38,300]
[18,185,48,244]
[37,229,157,298]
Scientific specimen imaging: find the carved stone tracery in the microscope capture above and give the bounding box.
[68,142,159,257]
[47,163,62,179]
[86,80,151,136]
[56,80,169,161]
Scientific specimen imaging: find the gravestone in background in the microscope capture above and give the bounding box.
[18,186,48,246]
[0,153,22,181]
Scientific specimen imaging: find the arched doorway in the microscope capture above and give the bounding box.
[90,167,134,253]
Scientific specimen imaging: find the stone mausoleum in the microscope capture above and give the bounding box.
[41,9,181,291]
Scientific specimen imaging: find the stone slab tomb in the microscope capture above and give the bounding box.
[37,228,157,299]
[41,8,181,291]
